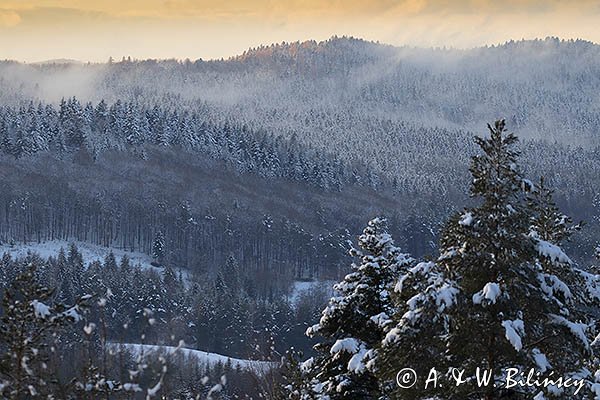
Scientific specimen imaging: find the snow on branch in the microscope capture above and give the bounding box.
[472,282,501,305]
[549,314,590,350]
[502,319,525,351]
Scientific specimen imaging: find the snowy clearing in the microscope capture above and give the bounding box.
[0,240,190,280]
[111,343,275,374]
[288,279,335,306]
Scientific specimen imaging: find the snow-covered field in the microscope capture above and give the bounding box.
[0,239,160,270]
[289,280,335,305]
[112,343,275,374]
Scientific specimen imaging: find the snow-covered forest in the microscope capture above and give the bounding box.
[287,120,600,399]
[2,37,600,398]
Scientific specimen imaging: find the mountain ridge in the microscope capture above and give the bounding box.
[4,35,599,66]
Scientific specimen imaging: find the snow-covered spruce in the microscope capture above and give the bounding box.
[423,121,597,399]
[299,218,414,399]
[374,121,600,399]
[373,257,458,397]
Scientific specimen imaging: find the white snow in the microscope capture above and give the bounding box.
[411,261,435,275]
[549,315,590,350]
[147,380,162,397]
[538,273,572,301]
[459,212,474,226]
[395,261,435,293]
[577,268,600,301]
[472,282,501,305]
[347,346,368,374]
[521,179,534,192]
[534,239,572,265]
[1,240,157,269]
[383,327,401,345]
[306,323,321,337]
[532,348,551,373]
[592,332,600,348]
[369,312,391,328]
[84,323,96,335]
[288,280,335,306]
[502,319,525,351]
[111,343,275,374]
[435,283,459,312]
[122,383,142,392]
[330,338,359,355]
[62,305,83,322]
[300,357,314,373]
[0,239,190,280]
[31,300,51,319]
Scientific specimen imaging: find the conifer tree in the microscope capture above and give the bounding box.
[367,121,600,400]
[152,231,165,265]
[300,218,414,399]
[375,258,457,399]
[380,120,598,399]
[104,251,118,272]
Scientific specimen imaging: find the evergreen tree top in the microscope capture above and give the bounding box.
[470,119,525,205]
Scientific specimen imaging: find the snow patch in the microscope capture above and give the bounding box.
[289,280,335,306]
[502,319,525,351]
[532,348,551,373]
[472,282,501,305]
[435,283,459,312]
[577,269,600,302]
[330,338,359,355]
[534,239,571,265]
[111,343,274,374]
[369,312,391,328]
[538,273,572,301]
[549,315,589,350]
[31,300,51,319]
[0,240,190,280]
[347,346,368,374]
[459,212,474,226]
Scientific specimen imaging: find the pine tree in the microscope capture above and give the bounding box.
[384,120,598,399]
[278,348,309,400]
[375,259,457,398]
[222,254,241,294]
[299,218,414,399]
[152,231,165,265]
[103,250,118,272]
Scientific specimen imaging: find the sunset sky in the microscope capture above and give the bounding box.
[1,0,600,62]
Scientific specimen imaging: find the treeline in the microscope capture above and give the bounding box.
[0,97,377,191]
[0,176,358,280]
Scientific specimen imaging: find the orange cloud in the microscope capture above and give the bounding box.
[0,0,599,62]
[0,9,21,27]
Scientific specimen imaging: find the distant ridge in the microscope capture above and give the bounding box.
[4,36,600,65]
[31,58,83,65]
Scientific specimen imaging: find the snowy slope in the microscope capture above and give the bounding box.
[113,343,275,374]
[0,240,158,270]
[0,240,184,277]
[289,280,335,305]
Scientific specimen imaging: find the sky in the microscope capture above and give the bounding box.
[1,0,600,62]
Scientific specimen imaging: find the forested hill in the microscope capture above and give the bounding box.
[0,36,600,279]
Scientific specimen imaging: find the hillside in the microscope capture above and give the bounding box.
[1,36,599,272]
